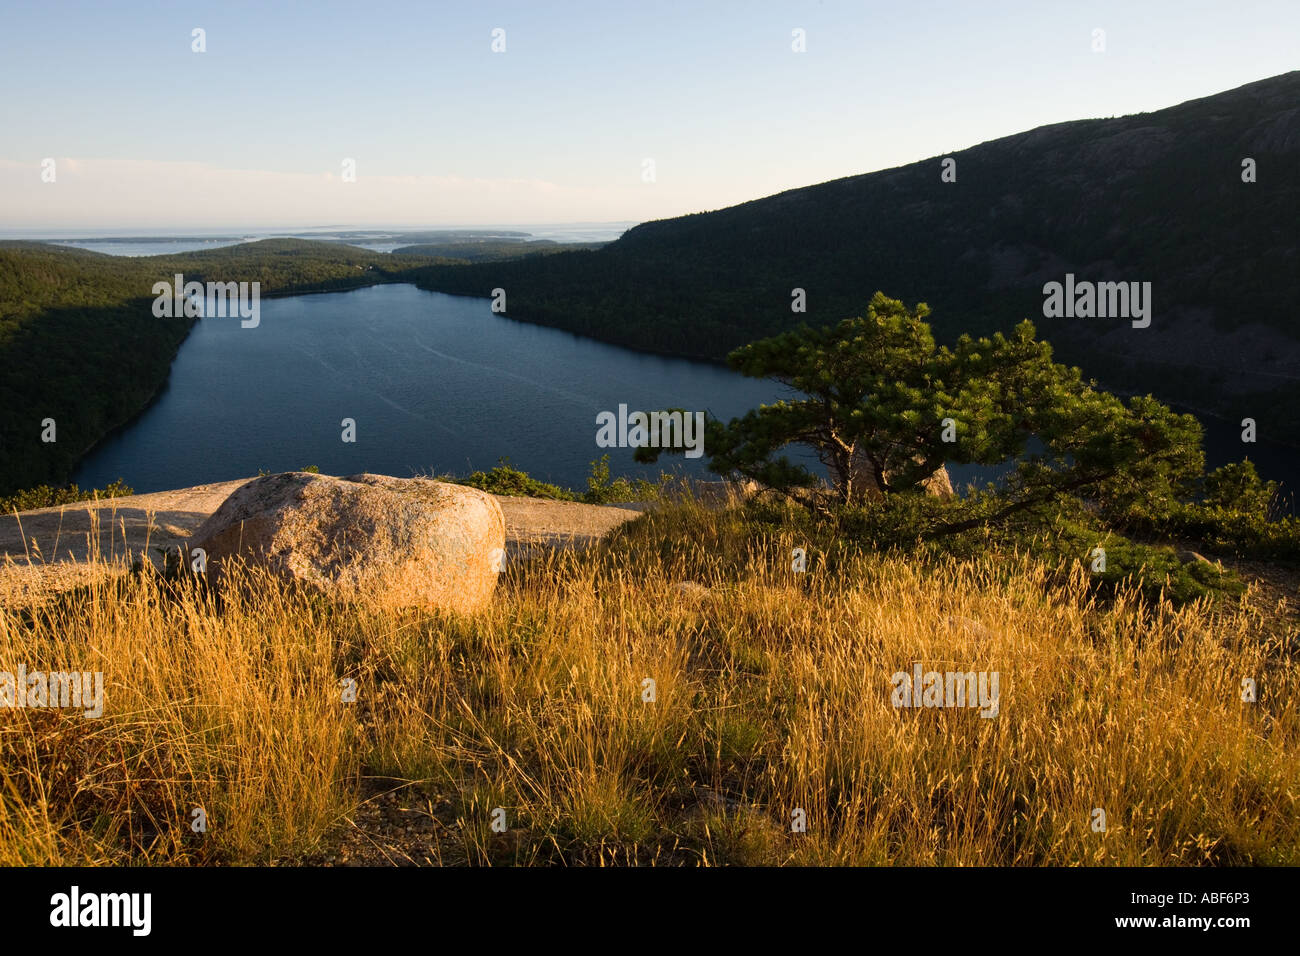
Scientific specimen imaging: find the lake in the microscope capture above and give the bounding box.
[72,284,794,494]
[72,282,1300,500]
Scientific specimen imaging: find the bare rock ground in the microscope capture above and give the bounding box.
[0,477,648,607]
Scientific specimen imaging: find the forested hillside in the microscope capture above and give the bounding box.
[391,238,604,261]
[410,72,1300,439]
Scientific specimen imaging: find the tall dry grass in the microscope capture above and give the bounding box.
[0,558,359,864]
[2,500,1296,865]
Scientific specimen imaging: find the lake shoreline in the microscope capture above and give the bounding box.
[64,282,1300,497]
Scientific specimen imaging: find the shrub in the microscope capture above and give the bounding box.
[741,491,1245,607]
[1104,460,1300,561]
[452,458,576,500]
[0,478,133,514]
[580,454,668,504]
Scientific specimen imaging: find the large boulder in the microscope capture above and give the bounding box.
[187,472,505,612]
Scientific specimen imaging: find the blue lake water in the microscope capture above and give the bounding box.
[71,282,1300,500]
[72,284,795,493]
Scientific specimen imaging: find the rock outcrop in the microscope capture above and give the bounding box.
[187,472,506,612]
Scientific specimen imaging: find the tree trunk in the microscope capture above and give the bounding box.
[847,446,954,499]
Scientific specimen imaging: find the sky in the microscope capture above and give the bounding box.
[0,0,1296,230]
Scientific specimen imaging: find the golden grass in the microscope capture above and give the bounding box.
[1,500,1296,865]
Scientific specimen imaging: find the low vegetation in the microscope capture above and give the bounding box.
[0,479,133,515]
[1,498,1295,865]
[444,455,670,505]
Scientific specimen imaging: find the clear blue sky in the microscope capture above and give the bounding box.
[1,0,1295,228]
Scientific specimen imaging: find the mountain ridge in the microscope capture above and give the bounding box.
[412,71,1300,438]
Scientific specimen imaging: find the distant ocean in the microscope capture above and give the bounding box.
[0,223,637,257]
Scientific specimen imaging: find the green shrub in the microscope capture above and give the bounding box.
[740,490,1245,607]
[1203,460,1278,515]
[1035,516,1245,604]
[451,458,576,500]
[1104,460,1300,560]
[0,478,133,513]
[580,455,668,504]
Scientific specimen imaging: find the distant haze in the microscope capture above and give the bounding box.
[0,224,636,253]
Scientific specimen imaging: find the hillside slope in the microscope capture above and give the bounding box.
[413,72,1300,437]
